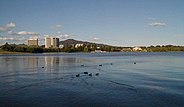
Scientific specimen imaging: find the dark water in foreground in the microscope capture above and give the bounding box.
[0,52,184,107]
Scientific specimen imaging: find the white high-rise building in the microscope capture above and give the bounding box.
[51,37,59,48]
[45,37,59,48]
[45,37,51,48]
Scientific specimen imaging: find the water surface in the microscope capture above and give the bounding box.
[0,52,184,107]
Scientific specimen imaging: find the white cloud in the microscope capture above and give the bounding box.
[6,22,16,28]
[175,34,184,37]
[0,37,15,40]
[56,34,76,39]
[29,36,38,40]
[51,24,63,29]
[0,36,28,45]
[149,22,166,27]
[0,22,41,44]
[148,17,156,20]
[0,36,24,41]
[57,31,61,34]
[44,34,50,37]
[0,22,16,32]
[61,34,70,39]
[92,37,100,41]
[8,31,39,36]
[55,25,62,28]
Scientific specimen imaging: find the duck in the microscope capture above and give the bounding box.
[89,73,92,76]
[76,74,80,77]
[95,73,99,76]
[84,72,88,74]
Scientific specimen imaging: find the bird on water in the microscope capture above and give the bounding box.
[76,74,80,77]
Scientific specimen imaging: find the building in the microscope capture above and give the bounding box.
[45,37,51,48]
[133,47,142,51]
[28,39,38,46]
[75,44,83,48]
[59,45,64,48]
[51,37,59,48]
[45,37,59,48]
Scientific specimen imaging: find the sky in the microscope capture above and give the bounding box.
[0,0,184,46]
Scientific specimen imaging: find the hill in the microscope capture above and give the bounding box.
[59,39,111,47]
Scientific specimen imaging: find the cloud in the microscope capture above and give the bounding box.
[56,34,76,39]
[51,24,63,29]
[0,36,28,45]
[0,36,24,41]
[57,31,61,34]
[55,25,62,28]
[8,31,39,36]
[0,22,16,32]
[149,22,166,27]
[0,22,41,44]
[0,37,15,41]
[174,34,184,37]
[92,37,100,41]
[148,17,156,20]
[6,22,16,28]
[29,36,38,40]
[60,34,70,39]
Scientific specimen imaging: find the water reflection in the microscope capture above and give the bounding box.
[44,56,88,72]
[44,56,59,72]
[45,56,59,67]
[27,57,39,69]
[0,55,100,73]
[0,55,104,75]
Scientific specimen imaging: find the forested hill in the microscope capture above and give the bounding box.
[59,39,111,47]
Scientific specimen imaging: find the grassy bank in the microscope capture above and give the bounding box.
[0,49,29,54]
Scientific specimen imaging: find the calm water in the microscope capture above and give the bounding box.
[0,52,184,107]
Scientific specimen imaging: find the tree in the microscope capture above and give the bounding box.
[83,46,89,52]
[26,46,43,53]
[1,43,16,51]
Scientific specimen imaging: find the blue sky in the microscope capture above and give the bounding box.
[0,0,184,46]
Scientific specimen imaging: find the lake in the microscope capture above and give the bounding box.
[0,52,184,107]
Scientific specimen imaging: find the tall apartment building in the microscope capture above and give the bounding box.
[45,37,51,48]
[28,39,38,46]
[51,37,59,48]
[45,37,59,48]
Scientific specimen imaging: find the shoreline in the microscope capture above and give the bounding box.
[0,50,30,54]
[0,51,183,55]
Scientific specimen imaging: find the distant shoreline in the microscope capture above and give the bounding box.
[0,50,183,55]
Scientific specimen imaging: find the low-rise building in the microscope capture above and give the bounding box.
[59,45,64,48]
[28,39,38,46]
[133,47,142,51]
[75,44,83,48]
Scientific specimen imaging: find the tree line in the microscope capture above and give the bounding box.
[141,45,184,52]
[0,43,183,53]
[0,43,119,53]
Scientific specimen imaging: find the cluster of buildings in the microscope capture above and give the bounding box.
[45,37,59,48]
[121,47,148,52]
[28,37,59,48]
[27,37,147,52]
